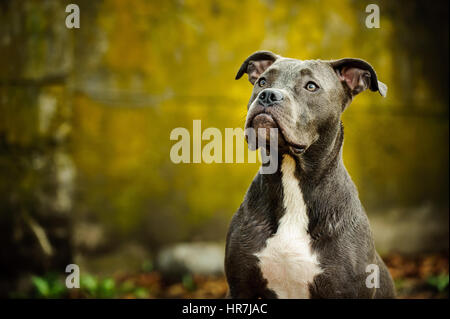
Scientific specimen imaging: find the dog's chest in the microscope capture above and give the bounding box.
[255,156,322,299]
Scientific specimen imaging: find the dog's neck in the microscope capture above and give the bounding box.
[259,121,353,234]
[261,120,346,185]
[298,120,345,184]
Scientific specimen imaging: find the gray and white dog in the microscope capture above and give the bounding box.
[225,51,395,298]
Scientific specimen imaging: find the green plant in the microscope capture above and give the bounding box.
[30,272,152,299]
[427,273,449,292]
[182,274,196,292]
[80,275,116,298]
[31,273,66,298]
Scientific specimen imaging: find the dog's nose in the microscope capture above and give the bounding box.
[258,89,284,107]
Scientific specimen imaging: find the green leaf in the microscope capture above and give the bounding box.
[81,274,98,295]
[427,274,449,292]
[182,274,196,292]
[120,280,135,293]
[99,278,116,298]
[133,287,149,299]
[32,276,50,297]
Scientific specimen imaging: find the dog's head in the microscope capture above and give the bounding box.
[236,50,387,154]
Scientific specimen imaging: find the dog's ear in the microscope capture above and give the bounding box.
[235,51,279,84]
[330,58,387,97]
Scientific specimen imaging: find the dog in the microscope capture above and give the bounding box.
[224,51,395,298]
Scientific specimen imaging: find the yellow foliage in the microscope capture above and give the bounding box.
[66,0,447,239]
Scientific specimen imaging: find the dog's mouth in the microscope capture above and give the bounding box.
[245,111,307,154]
[251,113,278,130]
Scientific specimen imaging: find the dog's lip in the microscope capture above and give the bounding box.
[246,110,308,151]
[247,110,277,129]
[251,113,278,128]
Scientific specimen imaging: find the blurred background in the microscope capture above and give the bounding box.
[0,0,448,298]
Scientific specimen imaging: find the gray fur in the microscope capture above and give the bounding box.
[225,51,395,299]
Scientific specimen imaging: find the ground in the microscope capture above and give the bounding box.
[56,252,448,299]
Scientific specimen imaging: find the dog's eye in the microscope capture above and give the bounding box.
[258,78,266,87]
[305,81,319,92]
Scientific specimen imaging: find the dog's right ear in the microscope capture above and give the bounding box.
[235,51,279,84]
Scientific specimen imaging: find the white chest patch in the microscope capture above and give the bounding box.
[255,155,322,299]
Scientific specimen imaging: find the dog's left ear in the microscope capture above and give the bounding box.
[330,58,387,97]
[236,51,280,84]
